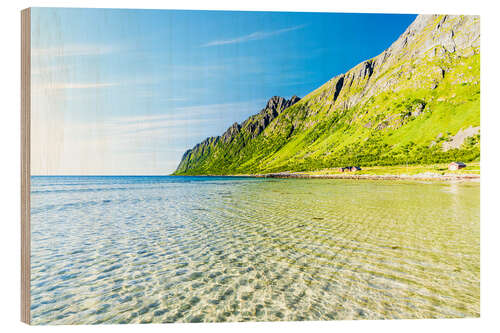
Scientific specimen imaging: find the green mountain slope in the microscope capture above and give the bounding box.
[174,15,480,175]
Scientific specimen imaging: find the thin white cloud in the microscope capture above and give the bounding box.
[202,25,306,47]
[32,81,120,94]
[164,97,188,102]
[53,82,119,89]
[65,102,246,138]
[32,43,116,57]
[104,118,213,136]
[57,100,265,148]
[115,100,265,124]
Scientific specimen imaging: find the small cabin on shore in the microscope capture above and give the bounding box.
[448,162,466,171]
[338,166,362,172]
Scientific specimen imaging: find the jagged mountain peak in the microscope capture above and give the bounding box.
[241,96,301,138]
[174,95,301,172]
[265,95,301,111]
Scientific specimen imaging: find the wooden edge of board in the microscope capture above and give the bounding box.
[21,7,31,325]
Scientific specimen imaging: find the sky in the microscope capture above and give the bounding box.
[30,8,416,175]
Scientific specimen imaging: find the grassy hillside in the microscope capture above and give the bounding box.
[174,15,480,176]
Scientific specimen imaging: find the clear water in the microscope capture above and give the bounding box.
[30,176,480,324]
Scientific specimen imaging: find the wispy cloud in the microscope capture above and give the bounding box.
[107,100,265,125]
[31,75,163,95]
[54,82,119,89]
[32,43,116,57]
[32,81,120,94]
[31,64,75,76]
[163,97,188,102]
[103,118,212,136]
[202,25,306,47]
[62,100,265,143]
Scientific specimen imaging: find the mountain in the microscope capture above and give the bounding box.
[173,15,480,175]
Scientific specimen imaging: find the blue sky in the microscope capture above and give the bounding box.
[30,8,416,175]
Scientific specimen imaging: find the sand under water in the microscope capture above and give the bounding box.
[30,176,480,324]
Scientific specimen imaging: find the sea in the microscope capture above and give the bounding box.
[30,176,480,324]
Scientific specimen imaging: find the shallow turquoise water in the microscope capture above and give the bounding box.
[30,176,480,324]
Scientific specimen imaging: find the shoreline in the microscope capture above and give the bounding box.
[253,172,480,181]
[174,172,480,181]
[174,162,481,182]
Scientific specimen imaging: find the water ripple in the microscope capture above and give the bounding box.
[30,176,480,324]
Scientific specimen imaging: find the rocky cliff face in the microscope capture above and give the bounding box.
[306,15,479,113]
[174,15,480,175]
[241,96,301,138]
[175,96,300,173]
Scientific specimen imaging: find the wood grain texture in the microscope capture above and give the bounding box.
[21,7,31,325]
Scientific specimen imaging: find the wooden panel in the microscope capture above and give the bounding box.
[21,7,31,325]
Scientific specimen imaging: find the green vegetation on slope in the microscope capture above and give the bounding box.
[174,15,480,176]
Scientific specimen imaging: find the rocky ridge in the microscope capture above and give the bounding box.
[176,96,300,173]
